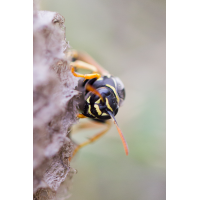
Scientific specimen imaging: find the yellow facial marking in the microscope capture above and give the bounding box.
[95,98,101,104]
[94,104,102,115]
[88,105,95,117]
[106,84,120,103]
[102,113,108,116]
[86,96,91,103]
[106,98,113,112]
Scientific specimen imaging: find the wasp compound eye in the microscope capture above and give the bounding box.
[112,77,126,106]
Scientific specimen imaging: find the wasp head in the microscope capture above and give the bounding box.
[84,86,119,120]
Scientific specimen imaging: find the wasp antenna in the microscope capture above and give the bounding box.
[106,110,129,155]
[86,84,104,102]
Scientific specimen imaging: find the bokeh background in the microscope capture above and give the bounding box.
[40,0,166,199]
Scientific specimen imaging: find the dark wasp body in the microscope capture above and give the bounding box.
[69,50,129,157]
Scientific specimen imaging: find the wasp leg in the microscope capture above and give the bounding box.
[72,120,105,135]
[71,65,101,80]
[70,120,112,160]
[71,60,98,72]
[69,50,110,76]
[77,113,87,118]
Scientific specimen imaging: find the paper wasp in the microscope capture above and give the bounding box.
[69,50,129,159]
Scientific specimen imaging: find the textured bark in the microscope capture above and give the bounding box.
[33,2,79,199]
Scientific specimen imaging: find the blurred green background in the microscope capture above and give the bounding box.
[40,0,165,199]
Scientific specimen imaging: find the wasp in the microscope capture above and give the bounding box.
[69,50,129,159]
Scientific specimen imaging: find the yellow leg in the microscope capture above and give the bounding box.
[77,113,87,118]
[67,49,110,76]
[70,50,110,76]
[72,120,105,134]
[68,49,79,60]
[71,65,101,80]
[70,120,112,160]
[71,60,98,72]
